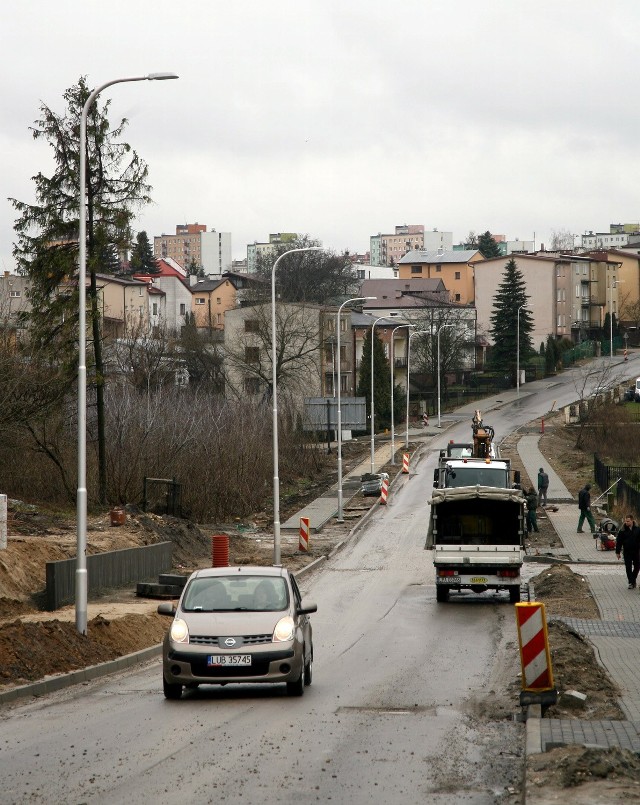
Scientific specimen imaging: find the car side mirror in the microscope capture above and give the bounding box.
[297,599,317,615]
[157,602,176,616]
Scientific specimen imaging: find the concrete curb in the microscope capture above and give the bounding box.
[0,643,161,707]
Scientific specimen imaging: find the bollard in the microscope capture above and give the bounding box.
[211,534,230,567]
[402,453,410,474]
[540,417,544,434]
[380,477,389,505]
[299,517,310,552]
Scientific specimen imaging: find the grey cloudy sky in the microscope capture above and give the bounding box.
[2,0,639,269]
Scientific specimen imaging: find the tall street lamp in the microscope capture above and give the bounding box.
[437,323,454,428]
[609,276,621,362]
[370,316,387,473]
[271,247,323,565]
[336,296,376,522]
[516,303,529,397]
[390,324,415,464]
[406,330,425,449]
[76,72,178,636]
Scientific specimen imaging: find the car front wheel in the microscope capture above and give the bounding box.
[286,668,305,697]
[304,648,313,686]
[163,676,183,700]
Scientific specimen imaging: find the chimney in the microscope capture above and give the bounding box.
[437,247,444,256]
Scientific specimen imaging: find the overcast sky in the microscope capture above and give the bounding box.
[2,0,639,270]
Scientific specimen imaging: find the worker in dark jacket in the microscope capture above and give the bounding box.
[616,514,640,589]
[577,483,596,533]
[525,487,539,534]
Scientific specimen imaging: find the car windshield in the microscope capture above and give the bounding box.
[182,576,289,612]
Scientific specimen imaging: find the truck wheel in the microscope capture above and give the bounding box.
[436,586,449,603]
[509,587,521,604]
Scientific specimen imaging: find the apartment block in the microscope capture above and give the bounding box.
[154,223,232,275]
[370,226,453,267]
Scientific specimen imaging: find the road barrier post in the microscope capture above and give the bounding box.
[380,477,389,505]
[402,453,410,474]
[299,517,310,552]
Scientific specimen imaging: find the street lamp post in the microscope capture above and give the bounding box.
[437,323,454,427]
[390,324,415,464]
[336,296,375,522]
[370,316,387,473]
[271,247,323,565]
[76,72,178,636]
[609,276,620,362]
[516,303,529,397]
[405,330,425,448]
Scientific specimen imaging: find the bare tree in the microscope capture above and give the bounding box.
[572,360,627,448]
[224,302,323,400]
[549,229,576,252]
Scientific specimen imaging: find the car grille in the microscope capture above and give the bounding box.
[189,634,272,646]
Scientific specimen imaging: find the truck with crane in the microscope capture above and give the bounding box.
[426,411,526,603]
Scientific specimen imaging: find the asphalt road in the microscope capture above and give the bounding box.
[2,354,640,805]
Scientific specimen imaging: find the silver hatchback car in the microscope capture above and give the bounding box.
[157,566,316,699]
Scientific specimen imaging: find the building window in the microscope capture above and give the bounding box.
[216,297,221,304]
[245,319,259,333]
[195,297,205,305]
[244,377,261,395]
[455,293,461,302]
[455,271,460,280]
[411,266,422,274]
[180,303,186,315]
[152,303,158,315]
[436,265,442,272]
[217,313,222,324]
[9,290,21,298]
[245,346,260,363]
[139,288,143,296]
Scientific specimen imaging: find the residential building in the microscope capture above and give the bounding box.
[223,301,325,399]
[246,233,298,273]
[134,258,192,333]
[190,277,237,332]
[580,224,640,250]
[94,274,150,340]
[154,223,232,275]
[473,253,622,347]
[397,249,482,304]
[358,278,451,316]
[351,263,397,282]
[370,225,453,267]
[0,272,30,344]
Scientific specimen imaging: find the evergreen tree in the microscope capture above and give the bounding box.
[356,330,391,431]
[488,258,533,386]
[9,76,153,504]
[544,335,557,375]
[129,231,159,275]
[477,231,502,258]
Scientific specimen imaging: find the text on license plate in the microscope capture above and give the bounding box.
[207,655,252,666]
[470,577,487,583]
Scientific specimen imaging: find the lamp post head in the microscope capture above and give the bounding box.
[146,72,179,80]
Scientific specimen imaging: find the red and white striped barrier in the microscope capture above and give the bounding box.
[299,517,310,552]
[380,477,389,505]
[402,453,410,474]
[515,602,555,691]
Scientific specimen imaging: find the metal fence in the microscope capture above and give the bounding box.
[594,454,640,515]
[45,541,173,611]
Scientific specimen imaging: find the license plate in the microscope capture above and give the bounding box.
[470,577,488,584]
[207,655,252,666]
[436,578,459,584]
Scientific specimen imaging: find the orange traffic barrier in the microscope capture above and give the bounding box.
[299,517,310,552]
[402,453,410,474]
[515,602,554,691]
[380,477,389,505]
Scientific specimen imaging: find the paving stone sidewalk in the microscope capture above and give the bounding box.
[517,432,640,749]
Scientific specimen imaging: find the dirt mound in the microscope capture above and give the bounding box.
[530,563,601,619]
[0,613,167,687]
[528,745,640,788]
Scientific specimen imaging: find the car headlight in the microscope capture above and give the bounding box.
[273,616,295,642]
[170,618,189,644]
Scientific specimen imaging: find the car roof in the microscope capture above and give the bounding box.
[190,565,289,580]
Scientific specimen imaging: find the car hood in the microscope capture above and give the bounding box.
[179,610,289,636]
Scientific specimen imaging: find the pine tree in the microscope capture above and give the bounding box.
[9,76,153,504]
[129,231,159,275]
[477,231,502,258]
[356,330,391,431]
[488,258,533,386]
